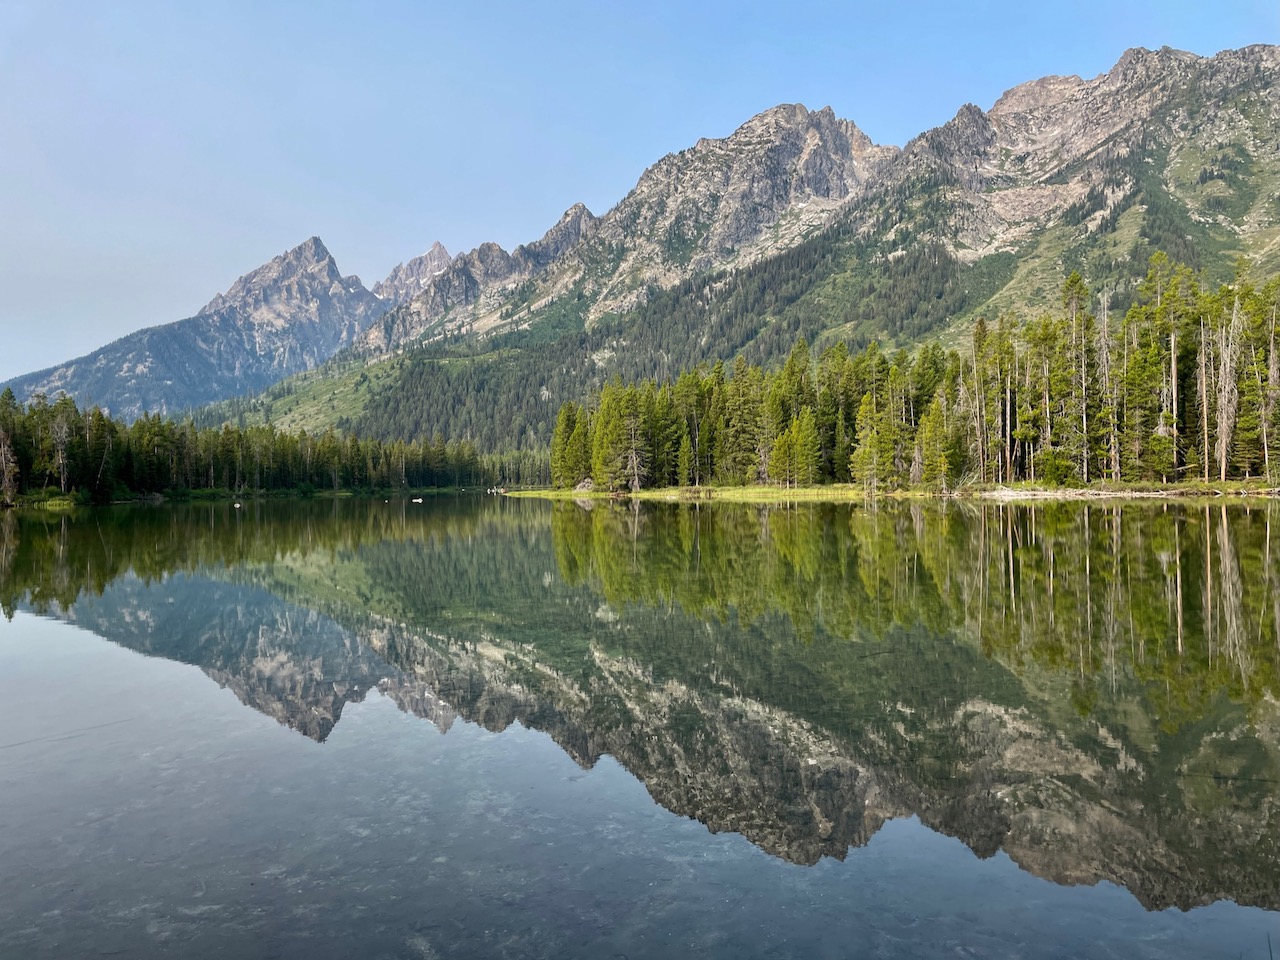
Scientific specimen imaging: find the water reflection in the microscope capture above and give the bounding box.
[3,496,1279,912]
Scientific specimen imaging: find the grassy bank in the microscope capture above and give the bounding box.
[509,480,1280,505]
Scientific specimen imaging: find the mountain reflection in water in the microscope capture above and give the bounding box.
[3,496,1279,915]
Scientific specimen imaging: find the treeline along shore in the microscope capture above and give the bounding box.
[0,390,547,506]
[550,254,1280,495]
[4,252,1280,507]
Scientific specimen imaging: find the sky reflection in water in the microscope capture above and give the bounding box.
[1,497,1278,958]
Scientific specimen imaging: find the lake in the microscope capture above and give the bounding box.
[1,496,1278,959]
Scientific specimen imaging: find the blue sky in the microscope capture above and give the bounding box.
[1,0,1276,381]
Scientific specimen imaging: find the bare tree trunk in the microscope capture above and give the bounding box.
[1199,318,1211,483]
[1253,346,1272,484]
[1170,326,1179,475]
[1081,331,1090,483]
[0,428,18,505]
[1267,306,1279,484]
[51,415,70,494]
[969,338,987,482]
[1216,298,1244,483]
[1098,290,1120,481]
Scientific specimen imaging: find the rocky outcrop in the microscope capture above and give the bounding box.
[1,237,386,420]
[850,44,1280,264]
[361,204,601,350]
[357,104,897,351]
[355,44,1280,358]
[584,104,895,311]
[372,241,452,305]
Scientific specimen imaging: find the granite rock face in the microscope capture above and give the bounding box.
[358,104,897,351]
[359,44,1280,354]
[372,241,452,305]
[852,44,1280,269]
[2,238,386,420]
[361,203,603,350]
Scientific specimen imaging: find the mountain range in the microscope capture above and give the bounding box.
[4,43,1278,433]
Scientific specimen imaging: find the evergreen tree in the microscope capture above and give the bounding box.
[769,426,795,487]
[550,402,578,488]
[676,431,694,487]
[915,396,952,491]
[792,408,821,486]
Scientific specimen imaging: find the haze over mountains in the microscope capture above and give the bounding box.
[5,43,1278,428]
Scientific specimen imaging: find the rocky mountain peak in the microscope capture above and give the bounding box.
[292,235,331,263]
[585,101,897,297]
[335,43,1280,365]
[373,240,453,305]
[353,100,905,352]
[989,75,1086,117]
[1108,44,1199,79]
[514,203,598,268]
[198,236,358,322]
[1,234,388,418]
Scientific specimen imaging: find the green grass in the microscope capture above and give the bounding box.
[511,478,1280,506]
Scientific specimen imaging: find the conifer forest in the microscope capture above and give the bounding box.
[552,255,1280,492]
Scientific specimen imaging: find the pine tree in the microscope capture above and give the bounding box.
[676,431,693,487]
[792,408,821,486]
[850,392,885,494]
[592,381,628,491]
[549,402,578,488]
[769,426,795,487]
[916,396,951,491]
[566,417,591,487]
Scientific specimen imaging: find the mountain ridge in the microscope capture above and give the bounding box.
[356,101,898,353]
[7,43,1280,437]
[2,237,389,419]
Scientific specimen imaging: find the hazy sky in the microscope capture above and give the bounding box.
[1,0,1277,381]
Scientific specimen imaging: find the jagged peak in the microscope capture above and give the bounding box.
[1113,44,1199,69]
[911,101,991,145]
[198,236,349,316]
[1104,44,1201,86]
[558,202,596,223]
[288,235,332,264]
[472,240,510,258]
[748,102,815,124]
[401,240,449,265]
[371,242,454,303]
[381,242,451,277]
[733,102,864,137]
[989,74,1086,116]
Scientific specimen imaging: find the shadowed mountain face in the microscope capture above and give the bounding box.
[4,496,1279,911]
[1,238,388,420]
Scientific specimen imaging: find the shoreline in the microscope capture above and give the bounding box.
[508,483,1280,505]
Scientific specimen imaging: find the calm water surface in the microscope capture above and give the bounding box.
[1,496,1278,958]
